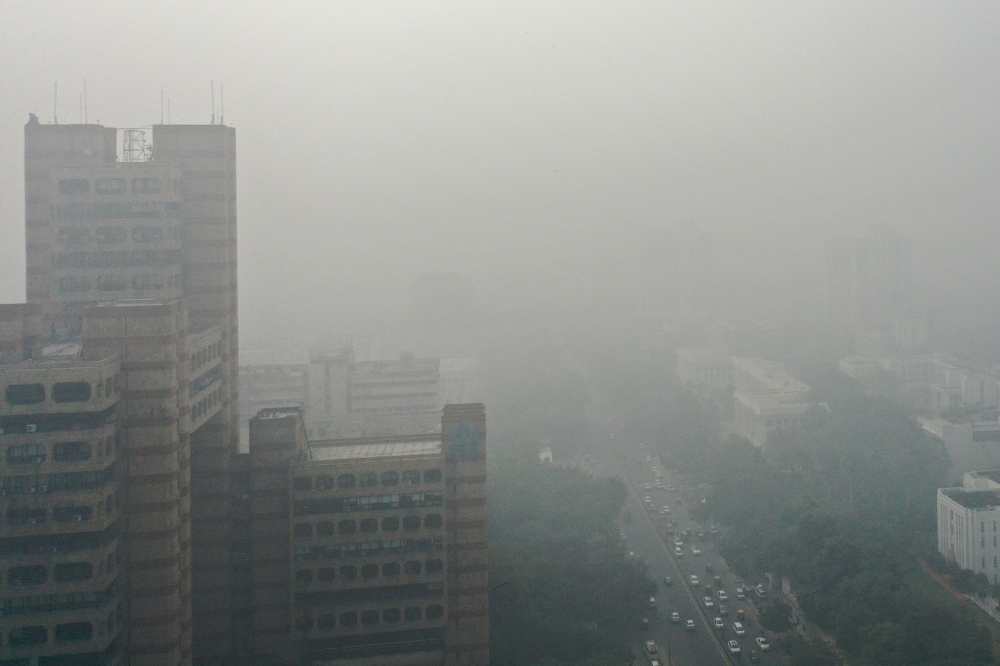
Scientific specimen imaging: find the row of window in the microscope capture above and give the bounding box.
[6,560,107,586]
[7,496,115,526]
[4,582,118,617]
[293,492,442,517]
[191,342,223,372]
[6,438,112,466]
[57,201,181,220]
[294,604,444,633]
[294,469,442,493]
[192,386,222,422]
[8,621,96,647]
[58,226,174,245]
[0,465,116,496]
[294,537,444,562]
[58,273,181,293]
[55,248,182,269]
[295,559,443,585]
[294,514,441,539]
[59,178,168,195]
[5,380,107,407]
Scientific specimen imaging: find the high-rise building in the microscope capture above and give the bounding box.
[240,403,488,666]
[0,115,240,666]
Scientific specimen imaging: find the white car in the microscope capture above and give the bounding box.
[728,640,741,654]
[733,622,745,637]
[703,596,715,608]
[673,537,684,546]
[713,617,724,629]
[685,619,695,631]
[649,596,656,607]
[644,483,652,491]
[756,637,771,651]
[644,496,652,504]
[736,586,746,599]
[670,612,680,623]
[717,590,728,601]
[691,546,701,556]
[690,575,700,585]
[646,455,653,461]
[674,546,683,557]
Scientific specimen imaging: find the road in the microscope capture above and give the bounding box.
[578,432,780,666]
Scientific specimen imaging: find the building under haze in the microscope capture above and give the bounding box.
[938,470,1000,584]
[0,116,240,666]
[239,404,488,666]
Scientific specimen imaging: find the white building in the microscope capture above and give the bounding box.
[938,471,1000,584]
[734,390,811,448]
[676,346,731,388]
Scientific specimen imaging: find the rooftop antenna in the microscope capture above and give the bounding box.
[53,82,58,124]
[210,80,215,124]
[79,94,83,124]
[167,98,171,124]
[83,80,88,124]
[160,90,164,125]
[220,82,224,125]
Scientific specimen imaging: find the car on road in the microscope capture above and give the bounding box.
[728,640,741,654]
[733,622,745,637]
[717,589,728,601]
[644,483,652,490]
[646,455,653,461]
[670,612,680,623]
[674,546,683,557]
[649,596,656,608]
[673,537,684,546]
[645,640,658,659]
[685,619,695,631]
[749,649,762,663]
[718,604,728,616]
[703,596,714,608]
[755,585,768,599]
[663,575,672,586]
[690,575,700,585]
[756,637,770,651]
[691,546,701,555]
[713,617,724,629]
[736,586,746,599]
[665,485,676,492]
[644,496,652,505]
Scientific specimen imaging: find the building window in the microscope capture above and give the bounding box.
[317,614,335,629]
[131,226,163,243]
[9,565,47,586]
[382,471,399,487]
[96,275,128,291]
[403,515,421,530]
[132,178,162,194]
[402,470,421,485]
[425,559,443,573]
[293,523,313,538]
[317,568,336,582]
[359,472,378,489]
[316,521,335,536]
[58,228,91,244]
[338,474,356,489]
[361,564,378,580]
[383,562,400,577]
[339,612,358,627]
[5,383,46,405]
[339,565,357,581]
[9,626,47,647]
[404,561,422,575]
[59,179,90,195]
[53,503,93,523]
[95,179,126,195]
[94,227,128,244]
[404,607,422,622]
[293,476,313,492]
[316,475,334,491]
[360,518,378,533]
[53,442,91,462]
[383,608,401,623]
[338,519,356,535]
[382,517,400,532]
[7,505,47,525]
[7,443,47,465]
[54,562,93,582]
[58,276,90,292]
[424,514,443,529]
[426,604,444,620]
[294,616,313,632]
[361,610,379,626]
[424,469,442,483]
[295,569,313,584]
[52,382,92,403]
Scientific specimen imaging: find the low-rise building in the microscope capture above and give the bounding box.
[938,471,1000,584]
[675,346,730,389]
[733,390,811,448]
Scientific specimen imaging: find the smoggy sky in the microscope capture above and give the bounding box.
[2,1,1000,349]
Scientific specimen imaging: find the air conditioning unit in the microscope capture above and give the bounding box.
[26,424,37,433]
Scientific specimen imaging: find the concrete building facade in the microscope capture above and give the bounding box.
[938,471,1000,584]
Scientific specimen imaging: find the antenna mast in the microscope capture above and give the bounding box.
[220,83,224,125]
[53,82,58,124]
[161,90,164,124]
[211,80,215,124]
[83,80,88,124]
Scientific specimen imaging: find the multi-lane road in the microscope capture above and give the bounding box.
[578,432,781,666]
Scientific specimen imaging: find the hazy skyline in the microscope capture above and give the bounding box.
[3,1,999,355]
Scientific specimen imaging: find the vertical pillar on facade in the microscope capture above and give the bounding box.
[83,301,188,666]
[442,403,489,666]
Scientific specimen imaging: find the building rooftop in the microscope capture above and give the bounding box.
[309,439,442,462]
[941,487,1000,510]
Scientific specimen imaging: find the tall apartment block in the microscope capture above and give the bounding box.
[240,403,488,666]
[0,115,240,666]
